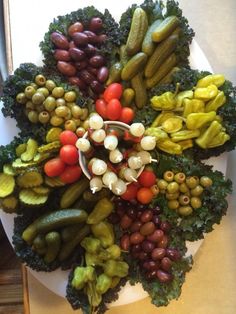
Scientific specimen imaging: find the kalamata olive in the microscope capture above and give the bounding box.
[75,60,88,71]
[120,214,133,229]
[166,248,181,261]
[151,248,166,260]
[140,210,153,223]
[116,206,126,218]
[72,32,88,47]
[87,66,99,76]
[132,251,140,259]
[140,222,156,236]
[54,49,71,61]
[130,232,145,245]
[50,32,69,49]
[97,66,109,83]
[146,270,157,280]
[142,240,155,253]
[120,234,130,251]
[108,212,120,224]
[130,220,142,232]
[126,208,137,220]
[69,48,86,61]
[96,34,107,44]
[84,44,97,56]
[143,260,158,271]
[89,17,103,33]
[147,229,164,243]
[131,243,141,253]
[152,215,161,226]
[152,206,162,215]
[137,203,146,211]
[158,235,169,249]
[69,41,76,49]
[156,270,173,283]
[137,210,143,218]
[90,80,104,94]
[161,257,172,271]
[68,77,87,90]
[138,251,149,261]
[160,221,171,233]
[83,30,98,44]
[68,22,84,37]
[79,70,96,84]
[57,61,76,77]
[89,55,105,68]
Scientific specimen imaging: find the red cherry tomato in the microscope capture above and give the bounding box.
[103,83,123,102]
[106,99,122,120]
[60,165,82,183]
[44,157,65,177]
[60,145,79,165]
[95,99,107,118]
[138,170,157,187]
[59,130,78,145]
[119,107,135,124]
[121,183,138,201]
[137,187,154,204]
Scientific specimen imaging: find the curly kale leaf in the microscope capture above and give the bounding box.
[153,154,232,241]
[40,6,121,72]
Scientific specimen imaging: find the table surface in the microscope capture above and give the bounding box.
[1,0,236,313]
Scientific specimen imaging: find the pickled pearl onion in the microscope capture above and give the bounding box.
[109,149,123,163]
[89,114,104,130]
[137,151,158,164]
[140,136,156,151]
[128,156,143,170]
[130,123,145,137]
[123,168,138,182]
[102,171,118,189]
[112,179,127,196]
[92,159,107,175]
[90,177,103,193]
[104,135,118,151]
[76,138,91,152]
[91,129,106,143]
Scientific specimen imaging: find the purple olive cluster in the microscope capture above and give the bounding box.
[108,199,182,283]
[50,17,109,97]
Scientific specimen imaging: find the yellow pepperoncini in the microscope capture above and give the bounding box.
[145,127,168,142]
[178,139,193,150]
[195,120,222,149]
[161,117,183,133]
[171,129,200,142]
[183,99,205,117]
[151,111,175,127]
[186,111,216,130]
[207,132,230,148]
[205,91,226,112]
[194,84,218,101]
[176,90,193,108]
[196,74,225,88]
[151,91,176,110]
[157,139,182,155]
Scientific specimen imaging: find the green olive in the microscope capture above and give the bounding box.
[50,116,64,126]
[82,119,90,130]
[65,110,72,120]
[30,82,38,90]
[45,80,56,91]
[200,176,213,187]
[16,92,27,104]
[167,200,179,210]
[174,172,186,184]
[56,98,66,107]
[76,127,86,137]
[190,197,202,209]
[32,92,45,105]
[25,101,35,110]
[64,91,76,102]
[24,86,36,99]
[186,176,199,189]
[71,105,83,118]
[66,102,76,109]
[72,118,81,126]
[44,96,56,112]
[38,111,50,124]
[35,104,45,113]
[55,106,70,118]
[178,206,193,216]
[179,182,189,193]
[35,74,46,86]
[190,185,204,196]
[37,87,49,98]
[163,171,174,182]
[167,182,179,194]
[52,87,64,98]
[80,108,89,120]
[28,110,39,123]
[178,194,190,205]
[165,192,179,200]
[157,179,168,190]
[64,119,77,131]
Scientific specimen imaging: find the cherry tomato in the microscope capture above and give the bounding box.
[60,165,82,183]
[95,99,107,118]
[60,144,79,165]
[138,170,157,187]
[59,130,78,145]
[137,187,154,204]
[119,107,135,124]
[44,157,65,177]
[121,183,138,201]
[106,99,122,120]
[103,83,123,102]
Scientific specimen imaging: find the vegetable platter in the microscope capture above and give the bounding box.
[0,0,235,313]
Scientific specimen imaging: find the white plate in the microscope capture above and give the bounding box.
[0,1,228,307]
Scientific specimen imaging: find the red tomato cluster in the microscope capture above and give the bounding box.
[44,130,82,184]
[121,170,158,204]
[95,83,135,124]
